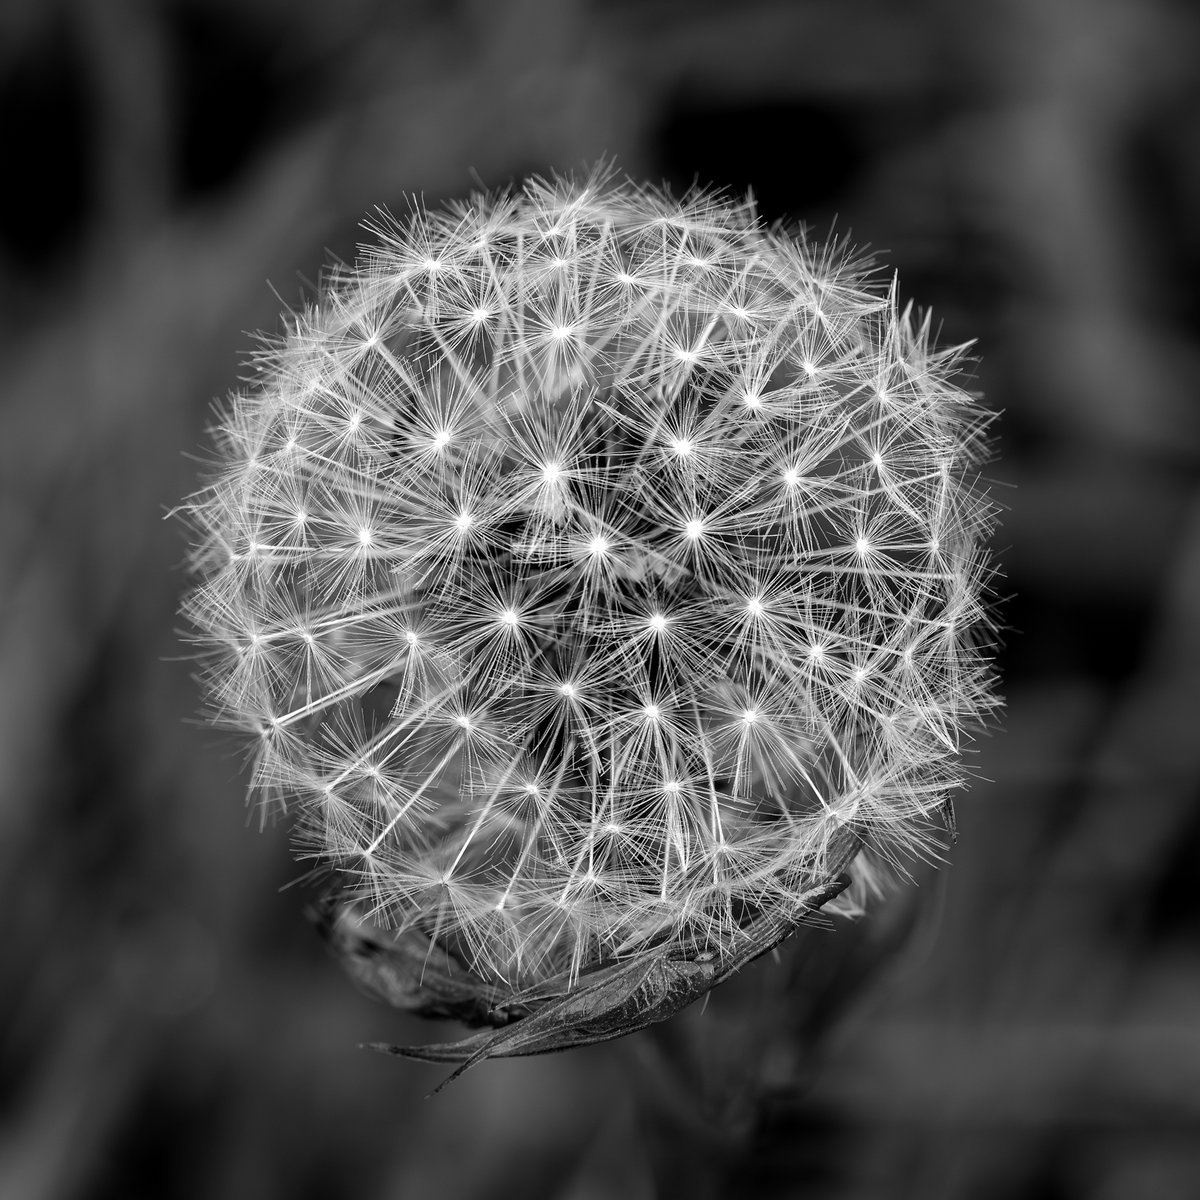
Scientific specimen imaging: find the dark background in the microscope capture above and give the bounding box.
[2,1,1199,1197]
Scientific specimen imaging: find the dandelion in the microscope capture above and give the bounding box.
[179,166,998,1064]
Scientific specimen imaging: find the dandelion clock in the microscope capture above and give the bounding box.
[178,167,998,1082]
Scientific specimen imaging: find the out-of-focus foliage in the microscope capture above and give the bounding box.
[1,2,1197,1198]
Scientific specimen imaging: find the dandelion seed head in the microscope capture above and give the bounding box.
[178,165,999,1001]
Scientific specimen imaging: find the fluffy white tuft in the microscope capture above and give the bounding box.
[179,167,998,986]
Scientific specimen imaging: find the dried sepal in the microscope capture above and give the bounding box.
[367,856,857,1093]
[307,894,528,1028]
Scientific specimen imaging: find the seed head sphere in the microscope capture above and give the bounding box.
[182,169,997,995]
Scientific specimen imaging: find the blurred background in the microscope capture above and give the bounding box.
[2,0,1198,1197]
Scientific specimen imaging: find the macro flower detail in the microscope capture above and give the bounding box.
[180,168,996,1060]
